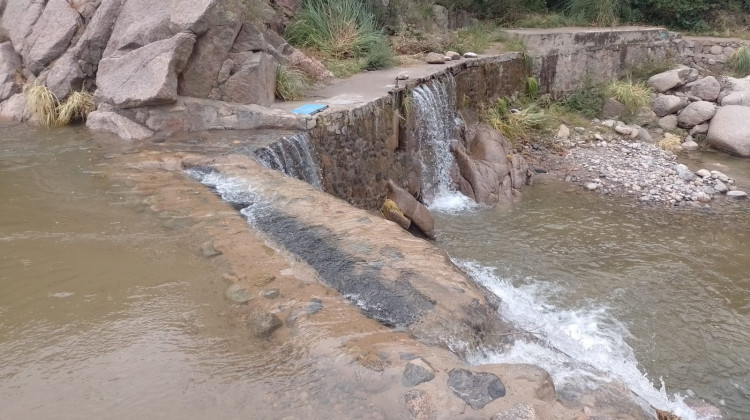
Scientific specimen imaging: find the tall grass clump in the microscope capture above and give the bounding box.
[24,83,94,127]
[446,22,503,54]
[623,57,677,82]
[561,78,607,118]
[563,0,628,26]
[284,0,394,75]
[729,46,750,77]
[56,91,95,126]
[487,99,548,143]
[24,84,60,128]
[606,78,651,116]
[275,65,312,101]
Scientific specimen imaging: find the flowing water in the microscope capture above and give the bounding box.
[0,125,401,419]
[254,132,323,190]
[411,77,475,212]
[433,176,750,419]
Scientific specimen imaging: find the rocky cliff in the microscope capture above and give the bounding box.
[0,0,329,138]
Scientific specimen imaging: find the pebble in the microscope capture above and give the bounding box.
[261,289,280,299]
[225,283,252,304]
[200,241,222,258]
[584,182,599,191]
[402,358,436,386]
[307,299,323,314]
[463,52,478,58]
[727,190,748,199]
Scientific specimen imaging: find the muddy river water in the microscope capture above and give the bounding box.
[1,123,749,419]
[435,172,750,419]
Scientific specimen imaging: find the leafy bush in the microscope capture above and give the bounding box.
[275,65,312,101]
[284,0,394,76]
[561,78,607,118]
[730,46,750,77]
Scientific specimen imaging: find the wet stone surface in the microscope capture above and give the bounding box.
[402,358,436,387]
[447,368,506,410]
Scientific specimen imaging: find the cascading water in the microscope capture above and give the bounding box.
[254,132,323,190]
[411,76,474,212]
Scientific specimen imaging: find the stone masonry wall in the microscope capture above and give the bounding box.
[308,53,528,210]
[675,36,750,74]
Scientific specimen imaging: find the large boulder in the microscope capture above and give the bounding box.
[447,369,506,410]
[20,0,81,75]
[720,91,750,107]
[707,105,750,157]
[387,180,435,239]
[677,101,716,128]
[647,67,698,93]
[177,1,244,99]
[211,52,277,107]
[86,110,154,140]
[1,0,45,54]
[724,76,750,93]
[0,41,22,101]
[0,92,29,121]
[454,127,514,205]
[651,94,688,117]
[690,76,721,102]
[96,32,196,108]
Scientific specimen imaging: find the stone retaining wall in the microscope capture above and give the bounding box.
[675,36,750,74]
[308,53,528,210]
[502,27,675,93]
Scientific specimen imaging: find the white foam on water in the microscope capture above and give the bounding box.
[458,261,706,420]
[427,190,477,213]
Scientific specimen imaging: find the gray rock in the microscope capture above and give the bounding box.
[720,91,750,106]
[492,403,536,420]
[1,0,44,56]
[677,101,716,128]
[691,76,721,102]
[714,180,728,193]
[727,190,748,199]
[614,125,632,136]
[215,52,277,107]
[225,283,252,304]
[246,309,282,337]
[689,123,709,136]
[556,124,570,139]
[96,32,196,108]
[20,0,81,75]
[0,41,22,102]
[585,182,599,191]
[425,52,445,64]
[463,52,478,58]
[706,105,750,157]
[637,127,653,143]
[45,52,85,99]
[447,368,506,410]
[675,164,696,181]
[603,97,626,118]
[404,389,434,420]
[86,111,154,140]
[682,139,699,151]
[648,68,698,93]
[695,191,712,202]
[658,115,678,131]
[0,92,29,121]
[445,51,461,61]
[260,289,280,299]
[725,76,750,93]
[403,358,436,387]
[387,180,435,239]
[696,169,711,178]
[652,95,688,117]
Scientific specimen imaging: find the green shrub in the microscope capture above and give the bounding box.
[563,0,628,26]
[730,46,750,77]
[445,22,503,54]
[284,0,394,74]
[275,65,313,101]
[526,77,539,100]
[561,78,607,118]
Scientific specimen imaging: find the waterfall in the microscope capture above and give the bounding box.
[411,76,474,212]
[254,132,323,190]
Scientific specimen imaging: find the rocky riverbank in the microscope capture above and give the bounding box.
[531,120,748,210]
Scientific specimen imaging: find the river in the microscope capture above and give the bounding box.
[433,174,750,419]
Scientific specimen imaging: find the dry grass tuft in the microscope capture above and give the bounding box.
[56,91,95,125]
[381,199,404,216]
[606,79,651,116]
[24,83,60,128]
[658,133,682,152]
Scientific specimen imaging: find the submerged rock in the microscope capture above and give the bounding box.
[447,368,506,410]
[225,283,252,304]
[403,358,436,387]
[246,309,282,338]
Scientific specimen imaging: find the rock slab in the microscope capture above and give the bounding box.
[403,358,436,387]
[706,105,750,157]
[447,368,506,410]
